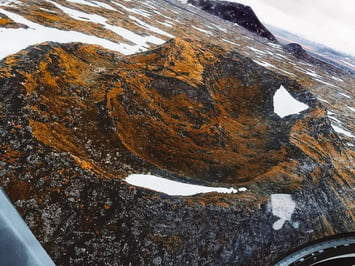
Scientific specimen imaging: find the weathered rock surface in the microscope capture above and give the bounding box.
[0,38,354,265]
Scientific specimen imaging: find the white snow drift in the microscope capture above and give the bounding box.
[125,174,247,196]
[273,85,309,118]
[270,194,296,230]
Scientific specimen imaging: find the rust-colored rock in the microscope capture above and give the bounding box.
[0,38,354,265]
[0,12,27,28]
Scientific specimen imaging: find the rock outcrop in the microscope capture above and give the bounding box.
[284,43,345,73]
[188,0,278,42]
[0,38,354,265]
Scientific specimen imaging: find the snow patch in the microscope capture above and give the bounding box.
[317,97,329,104]
[0,8,166,59]
[152,10,175,23]
[156,20,173,28]
[191,25,213,36]
[92,1,116,11]
[278,69,296,77]
[50,2,167,46]
[274,53,288,59]
[267,42,282,49]
[247,46,266,55]
[221,38,240,46]
[331,124,354,138]
[128,15,174,38]
[305,70,321,78]
[0,0,22,6]
[125,174,245,196]
[65,0,98,7]
[104,23,165,48]
[214,25,227,32]
[314,78,337,88]
[331,76,344,82]
[339,92,351,99]
[328,115,342,124]
[273,85,309,118]
[271,194,296,230]
[51,2,107,23]
[347,106,355,112]
[112,1,151,17]
[340,59,355,68]
[254,60,275,68]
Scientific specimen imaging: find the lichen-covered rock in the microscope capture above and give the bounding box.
[0,12,28,28]
[0,38,354,265]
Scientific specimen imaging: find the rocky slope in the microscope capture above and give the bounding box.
[0,0,354,265]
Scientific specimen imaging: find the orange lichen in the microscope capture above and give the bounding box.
[2,39,353,200]
[29,120,79,155]
[6,180,31,201]
[103,60,293,183]
[215,201,230,208]
[21,72,39,94]
[38,61,59,88]
[0,17,12,25]
[128,38,220,87]
[2,145,22,163]
[29,118,111,177]
[71,154,97,171]
[0,13,26,28]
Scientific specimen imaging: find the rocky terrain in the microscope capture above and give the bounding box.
[187,0,350,76]
[187,0,278,42]
[0,0,354,265]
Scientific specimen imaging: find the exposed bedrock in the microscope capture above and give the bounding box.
[0,39,353,265]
